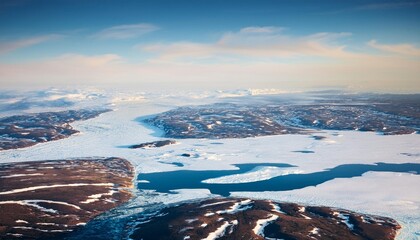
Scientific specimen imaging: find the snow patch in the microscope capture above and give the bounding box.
[15,220,28,224]
[80,189,117,204]
[13,226,72,233]
[37,223,59,226]
[200,200,234,208]
[0,199,82,213]
[185,218,198,224]
[216,199,253,214]
[333,212,354,230]
[0,173,44,178]
[0,183,114,195]
[253,214,279,238]
[298,206,305,212]
[201,220,237,240]
[309,227,320,236]
[298,206,312,219]
[269,202,286,214]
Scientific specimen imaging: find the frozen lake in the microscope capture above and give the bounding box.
[137,162,420,196]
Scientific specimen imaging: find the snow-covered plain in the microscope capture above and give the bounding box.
[0,89,419,239]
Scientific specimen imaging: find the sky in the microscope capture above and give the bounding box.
[0,0,419,92]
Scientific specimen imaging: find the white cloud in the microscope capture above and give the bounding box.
[139,27,353,60]
[238,26,284,34]
[92,23,159,39]
[52,53,122,66]
[368,40,420,56]
[0,34,62,55]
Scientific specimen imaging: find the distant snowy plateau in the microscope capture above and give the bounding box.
[0,89,419,239]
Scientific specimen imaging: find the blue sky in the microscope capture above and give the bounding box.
[0,0,419,91]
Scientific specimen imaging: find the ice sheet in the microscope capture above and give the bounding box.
[202,166,303,184]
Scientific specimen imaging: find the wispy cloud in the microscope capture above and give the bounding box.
[52,53,122,66]
[140,26,352,61]
[0,34,62,55]
[238,26,284,34]
[368,40,420,56]
[92,23,159,40]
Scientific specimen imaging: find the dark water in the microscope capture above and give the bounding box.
[158,161,185,167]
[292,150,315,153]
[137,162,420,196]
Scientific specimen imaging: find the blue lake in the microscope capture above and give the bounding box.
[137,162,420,196]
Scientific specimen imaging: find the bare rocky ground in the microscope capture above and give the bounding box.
[0,157,134,240]
[145,94,420,138]
[0,109,110,151]
[130,198,400,240]
[129,140,177,149]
